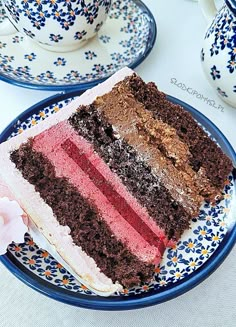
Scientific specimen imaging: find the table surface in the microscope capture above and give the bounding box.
[0,1,235,326]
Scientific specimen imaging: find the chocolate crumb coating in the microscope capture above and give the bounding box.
[69,105,192,240]
[10,143,155,288]
[127,74,233,189]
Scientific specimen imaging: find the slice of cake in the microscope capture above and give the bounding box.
[0,67,233,296]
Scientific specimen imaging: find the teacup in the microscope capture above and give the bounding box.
[0,0,111,52]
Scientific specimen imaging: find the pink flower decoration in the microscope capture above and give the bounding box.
[0,197,28,255]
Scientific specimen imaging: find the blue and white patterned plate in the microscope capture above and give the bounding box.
[0,0,156,91]
[0,92,236,310]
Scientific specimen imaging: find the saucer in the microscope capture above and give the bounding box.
[0,92,235,310]
[0,0,156,91]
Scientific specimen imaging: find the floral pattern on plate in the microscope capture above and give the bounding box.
[6,97,236,297]
[0,0,156,91]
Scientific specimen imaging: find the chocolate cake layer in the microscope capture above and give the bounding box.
[10,143,155,287]
[31,120,166,263]
[61,138,165,252]
[126,74,233,190]
[69,106,192,240]
[94,89,209,215]
[93,79,228,208]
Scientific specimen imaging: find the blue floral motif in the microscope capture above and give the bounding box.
[2,55,14,63]
[106,63,119,72]
[157,264,168,276]
[35,9,50,21]
[25,237,37,251]
[228,46,236,57]
[65,70,82,81]
[94,21,104,33]
[156,275,169,287]
[119,39,131,47]
[210,43,220,56]
[169,267,188,280]
[12,36,24,43]
[209,231,224,246]
[183,257,203,272]
[23,28,35,38]
[227,58,236,73]
[24,52,37,61]
[50,260,67,274]
[217,87,228,97]
[193,225,212,241]
[20,0,30,10]
[178,238,200,253]
[54,57,66,66]
[84,50,97,60]
[198,206,222,227]
[16,65,31,77]
[48,0,59,9]
[0,4,7,24]
[196,244,215,260]
[99,35,111,43]
[166,252,184,267]
[0,42,7,48]
[37,266,57,281]
[22,255,42,270]
[210,65,221,80]
[55,274,77,290]
[67,6,80,21]
[49,33,63,42]
[92,63,105,74]
[36,249,53,264]
[111,52,126,64]
[74,30,87,40]
[52,8,66,22]
[45,70,55,79]
[6,1,20,22]
[33,19,46,29]
[60,19,74,30]
[219,35,232,51]
[8,243,28,258]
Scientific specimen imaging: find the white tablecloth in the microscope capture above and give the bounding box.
[0,1,235,326]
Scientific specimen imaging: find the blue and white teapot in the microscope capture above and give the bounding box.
[200,0,236,107]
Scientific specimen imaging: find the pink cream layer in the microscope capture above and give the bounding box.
[32,121,168,264]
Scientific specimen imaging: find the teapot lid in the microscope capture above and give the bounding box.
[226,0,236,15]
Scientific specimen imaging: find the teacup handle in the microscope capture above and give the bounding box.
[199,0,218,23]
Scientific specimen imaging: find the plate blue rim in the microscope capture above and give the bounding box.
[0,91,235,310]
[0,0,157,92]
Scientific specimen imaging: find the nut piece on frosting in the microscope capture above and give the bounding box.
[0,197,28,255]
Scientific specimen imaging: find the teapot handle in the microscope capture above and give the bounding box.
[199,0,218,23]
